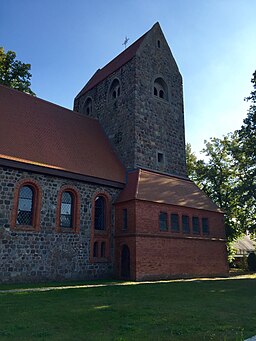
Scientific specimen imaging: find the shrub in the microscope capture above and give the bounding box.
[247,252,256,272]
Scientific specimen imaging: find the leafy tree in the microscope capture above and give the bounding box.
[234,71,256,234]
[186,71,256,245]
[0,47,35,95]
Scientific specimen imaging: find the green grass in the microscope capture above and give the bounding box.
[0,276,255,341]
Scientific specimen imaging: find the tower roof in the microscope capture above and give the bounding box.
[0,85,126,185]
[75,23,161,99]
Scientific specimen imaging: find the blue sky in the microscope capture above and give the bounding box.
[1,0,256,156]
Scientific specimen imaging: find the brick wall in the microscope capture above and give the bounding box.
[115,200,228,280]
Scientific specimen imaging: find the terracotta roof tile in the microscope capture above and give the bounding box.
[0,85,125,184]
[117,169,222,212]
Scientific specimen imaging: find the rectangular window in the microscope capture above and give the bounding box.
[171,213,179,232]
[159,212,168,231]
[182,215,190,234]
[123,208,128,231]
[202,218,209,235]
[192,216,200,234]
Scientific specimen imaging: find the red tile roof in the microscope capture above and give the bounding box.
[0,85,125,184]
[75,31,148,98]
[117,169,222,212]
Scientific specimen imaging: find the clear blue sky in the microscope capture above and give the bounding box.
[1,0,256,157]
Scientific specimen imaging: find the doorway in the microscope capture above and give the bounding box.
[121,244,130,279]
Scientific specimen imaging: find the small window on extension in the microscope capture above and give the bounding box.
[192,216,200,234]
[202,218,209,235]
[182,215,190,234]
[171,213,180,232]
[123,208,128,231]
[160,212,168,231]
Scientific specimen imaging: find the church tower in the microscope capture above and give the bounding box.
[74,23,186,177]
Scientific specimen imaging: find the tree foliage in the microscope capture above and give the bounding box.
[0,47,35,95]
[186,71,256,244]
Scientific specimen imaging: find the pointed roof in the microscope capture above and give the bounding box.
[116,169,223,213]
[0,85,126,184]
[75,24,160,99]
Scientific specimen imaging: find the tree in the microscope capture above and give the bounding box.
[186,71,256,244]
[0,47,35,95]
[234,71,256,234]
[186,135,246,241]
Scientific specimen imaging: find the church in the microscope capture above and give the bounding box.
[0,23,228,283]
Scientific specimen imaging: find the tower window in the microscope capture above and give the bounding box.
[153,77,168,101]
[84,97,93,116]
[157,152,164,164]
[109,78,121,101]
[157,40,161,48]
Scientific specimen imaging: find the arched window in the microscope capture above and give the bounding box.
[93,241,98,257]
[101,242,106,257]
[56,187,80,233]
[84,97,93,115]
[94,196,105,230]
[153,77,168,101]
[12,180,42,231]
[16,185,34,226]
[109,79,121,100]
[60,191,74,228]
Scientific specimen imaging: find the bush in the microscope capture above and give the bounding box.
[247,252,256,272]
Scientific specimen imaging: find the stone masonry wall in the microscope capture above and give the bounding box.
[74,24,187,176]
[0,166,121,283]
[74,58,137,170]
[134,24,186,176]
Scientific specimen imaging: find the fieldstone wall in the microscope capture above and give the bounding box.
[0,166,121,283]
[74,59,137,171]
[134,24,186,176]
[74,23,187,176]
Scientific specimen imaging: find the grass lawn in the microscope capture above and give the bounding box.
[0,275,255,341]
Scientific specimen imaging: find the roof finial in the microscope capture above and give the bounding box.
[122,36,129,49]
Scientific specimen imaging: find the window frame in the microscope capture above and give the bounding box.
[90,192,111,263]
[171,213,180,233]
[153,77,169,101]
[94,195,106,231]
[192,216,200,235]
[108,78,121,102]
[11,179,42,232]
[182,215,190,234]
[202,217,209,235]
[56,186,80,233]
[122,208,128,231]
[159,211,168,231]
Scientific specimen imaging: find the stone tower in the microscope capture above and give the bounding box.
[74,23,186,177]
